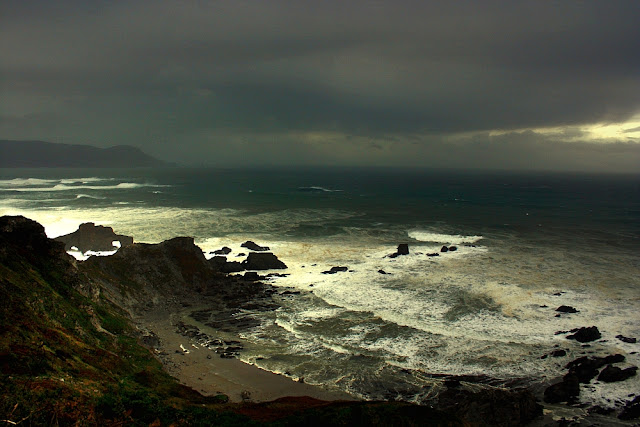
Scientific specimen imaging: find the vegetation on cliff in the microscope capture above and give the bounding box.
[0,216,469,426]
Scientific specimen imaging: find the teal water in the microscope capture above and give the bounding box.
[1,167,639,406]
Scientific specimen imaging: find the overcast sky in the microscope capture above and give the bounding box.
[1,0,639,171]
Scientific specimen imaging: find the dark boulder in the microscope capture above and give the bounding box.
[567,326,601,343]
[551,349,567,358]
[427,253,440,257]
[243,252,287,270]
[440,245,449,253]
[241,241,270,251]
[448,246,457,252]
[55,222,133,253]
[616,334,637,344]
[597,365,637,383]
[322,266,348,274]
[388,244,409,258]
[565,354,625,383]
[378,269,388,275]
[213,246,231,255]
[556,305,579,314]
[544,373,580,403]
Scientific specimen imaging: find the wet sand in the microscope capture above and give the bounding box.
[141,307,355,403]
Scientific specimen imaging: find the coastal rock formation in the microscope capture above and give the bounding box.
[440,245,449,253]
[566,326,601,342]
[55,222,133,253]
[213,246,232,255]
[242,252,287,270]
[208,256,245,273]
[388,244,409,258]
[241,241,270,251]
[81,236,223,312]
[544,373,580,403]
[597,365,638,383]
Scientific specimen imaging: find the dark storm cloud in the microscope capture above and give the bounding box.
[1,0,639,170]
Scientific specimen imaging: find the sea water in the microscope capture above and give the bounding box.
[1,167,639,406]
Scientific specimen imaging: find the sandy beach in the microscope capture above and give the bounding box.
[140,307,355,403]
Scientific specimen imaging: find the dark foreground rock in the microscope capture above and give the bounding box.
[242,252,287,270]
[619,396,640,420]
[544,373,580,403]
[241,241,270,251]
[55,222,133,253]
[208,256,245,273]
[437,387,542,426]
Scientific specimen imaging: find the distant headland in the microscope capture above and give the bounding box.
[0,139,173,168]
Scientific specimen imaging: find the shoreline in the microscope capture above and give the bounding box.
[139,306,355,403]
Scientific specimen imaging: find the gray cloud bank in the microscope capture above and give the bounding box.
[1,0,639,172]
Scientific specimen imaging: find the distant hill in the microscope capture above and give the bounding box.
[0,140,171,168]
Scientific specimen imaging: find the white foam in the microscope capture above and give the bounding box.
[408,230,483,245]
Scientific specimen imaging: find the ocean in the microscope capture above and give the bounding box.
[1,167,639,408]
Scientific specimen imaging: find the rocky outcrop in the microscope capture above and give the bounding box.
[388,244,409,258]
[81,236,223,312]
[242,252,287,270]
[544,373,580,403]
[213,246,232,255]
[55,222,133,253]
[208,256,245,273]
[241,241,270,251]
[597,365,638,383]
[566,326,601,342]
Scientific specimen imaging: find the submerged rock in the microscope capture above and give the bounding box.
[556,305,579,314]
[616,334,637,343]
[322,266,349,274]
[55,222,133,253]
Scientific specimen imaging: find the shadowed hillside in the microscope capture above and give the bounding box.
[0,140,170,168]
